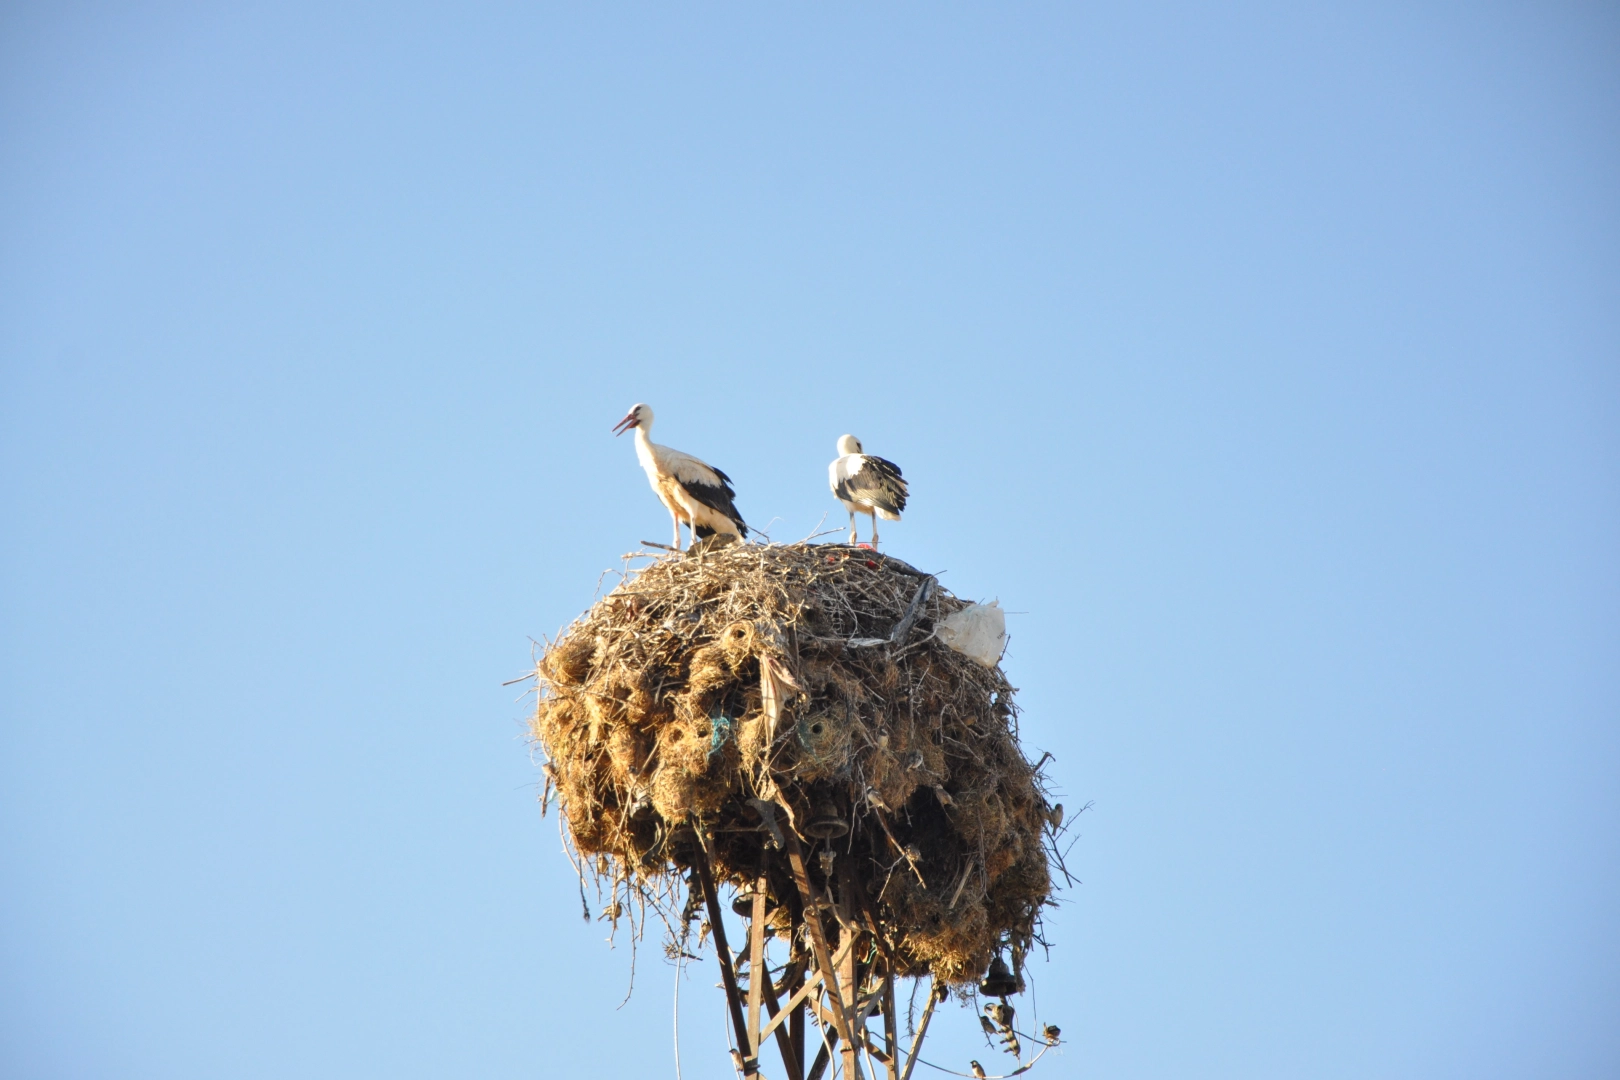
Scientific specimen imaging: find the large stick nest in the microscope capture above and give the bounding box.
[531,541,1056,986]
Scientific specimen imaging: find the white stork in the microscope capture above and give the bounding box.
[613,403,748,550]
[829,434,909,545]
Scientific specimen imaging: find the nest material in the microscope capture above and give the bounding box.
[531,541,1054,986]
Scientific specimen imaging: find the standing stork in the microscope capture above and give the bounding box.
[613,403,748,551]
[829,434,908,545]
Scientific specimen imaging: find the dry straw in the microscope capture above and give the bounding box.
[531,540,1057,988]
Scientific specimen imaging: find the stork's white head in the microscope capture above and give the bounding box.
[612,403,653,437]
[836,434,862,456]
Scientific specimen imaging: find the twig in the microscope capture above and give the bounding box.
[888,576,936,646]
[947,862,974,911]
[871,552,929,577]
[796,513,831,543]
[870,809,926,887]
[897,979,938,1080]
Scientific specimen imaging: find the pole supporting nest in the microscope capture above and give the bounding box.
[695,813,962,1080]
[691,824,758,1075]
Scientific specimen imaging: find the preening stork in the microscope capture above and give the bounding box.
[613,403,748,551]
[829,434,909,545]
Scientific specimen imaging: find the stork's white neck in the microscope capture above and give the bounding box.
[632,422,659,471]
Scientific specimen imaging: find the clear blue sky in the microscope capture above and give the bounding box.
[2,4,1616,1078]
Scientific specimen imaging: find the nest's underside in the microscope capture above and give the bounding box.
[532,541,1054,986]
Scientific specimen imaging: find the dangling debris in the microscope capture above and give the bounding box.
[937,601,1007,667]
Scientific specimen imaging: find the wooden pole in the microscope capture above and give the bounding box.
[746,865,768,1053]
[781,831,856,1053]
[838,920,863,1080]
[690,833,757,1074]
[759,953,805,1080]
[791,967,807,1077]
[881,972,900,1080]
[836,854,873,1080]
[787,901,808,1073]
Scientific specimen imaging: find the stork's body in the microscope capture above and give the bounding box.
[614,403,747,550]
[829,434,908,545]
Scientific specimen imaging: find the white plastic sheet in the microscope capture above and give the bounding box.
[937,601,1006,666]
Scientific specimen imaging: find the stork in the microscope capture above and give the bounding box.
[828,434,908,545]
[613,403,748,551]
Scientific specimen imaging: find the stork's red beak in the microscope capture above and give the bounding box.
[612,412,638,436]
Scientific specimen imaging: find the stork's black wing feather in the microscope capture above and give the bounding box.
[835,455,908,515]
[679,475,749,537]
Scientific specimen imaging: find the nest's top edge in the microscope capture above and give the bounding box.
[625,538,927,568]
